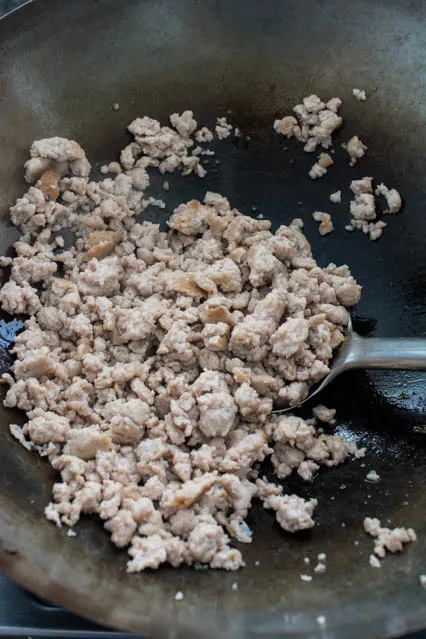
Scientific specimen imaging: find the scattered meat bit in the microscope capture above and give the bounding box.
[420,575,426,588]
[347,176,389,240]
[262,494,318,533]
[313,405,336,423]
[364,517,416,558]
[354,447,367,459]
[330,190,341,204]
[300,574,313,582]
[175,591,184,601]
[215,117,233,140]
[375,183,402,214]
[309,153,334,180]
[314,562,326,574]
[352,88,367,102]
[365,470,380,483]
[369,554,381,568]
[195,127,214,143]
[274,116,299,138]
[313,212,334,236]
[368,220,387,241]
[344,135,367,166]
[274,94,342,159]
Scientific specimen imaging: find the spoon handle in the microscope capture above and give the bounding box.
[343,335,426,371]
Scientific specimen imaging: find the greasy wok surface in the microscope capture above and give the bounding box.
[0,0,425,637]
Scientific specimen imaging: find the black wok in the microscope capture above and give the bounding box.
[0,0,425,637]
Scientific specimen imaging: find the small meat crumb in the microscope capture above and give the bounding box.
[162,180,170,191]
[195,127,214,143]
[366,470,381,483]
[348,176,390,240]
[309,153,334,180]
[354,447,367,459]
[344,136,367,166]
[364,517,416,558]
[175,591,184,601]
[313,405,336,424]
[231,582,239,591]
[113,103,120,111]
[369,554,381,568]
[316,615,326,626]
[330,190,342,204]
[300,574,313,582]
[215,117,233,140]
[375,183,402,214]
[274,94,342,153]
[352,88,367,102]
[313,212,334,236]
[420,575,426,588]
[314,562,326,574]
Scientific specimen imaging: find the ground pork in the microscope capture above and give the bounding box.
[313,212,334,236]
[329,190,341,204]
[375,183,403,214]
[309,153,334,180]
[346,176,399,241]
[273,94,402,240]
[352,88,367,102]
[364,517,417,559]
[215,117,233,140]
[1,123,364,573]
[274,94,342,157]
[312,405,336,423]
[344,135,367,166]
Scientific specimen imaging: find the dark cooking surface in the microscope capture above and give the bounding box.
[1,571,425,639]
[0,0,426,638]
[0,574,130,638]
[0,573,424,639]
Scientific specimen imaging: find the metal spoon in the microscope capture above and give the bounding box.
[274,317,426,413]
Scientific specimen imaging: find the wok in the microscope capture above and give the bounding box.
[0,0,425,637]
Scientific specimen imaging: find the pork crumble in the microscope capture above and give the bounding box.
[273,94,403,241]
[1,113,364,572]
[364,517,417,562]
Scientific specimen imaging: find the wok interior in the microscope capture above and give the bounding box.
[0,0,425,637]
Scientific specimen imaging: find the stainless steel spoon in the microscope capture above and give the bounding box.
[274,318,426,413]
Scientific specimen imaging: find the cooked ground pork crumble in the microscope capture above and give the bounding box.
[364,517,417,560]
[1,111,367,573]
[273,94,403,241]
